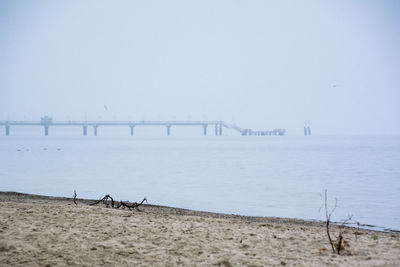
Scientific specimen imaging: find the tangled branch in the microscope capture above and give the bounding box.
[89,194,147,210]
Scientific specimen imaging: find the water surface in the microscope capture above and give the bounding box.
[1,132,399,231]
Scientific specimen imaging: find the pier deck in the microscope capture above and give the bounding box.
[0,117,286,137]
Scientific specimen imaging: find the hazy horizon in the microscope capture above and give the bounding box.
[1,0,399,136]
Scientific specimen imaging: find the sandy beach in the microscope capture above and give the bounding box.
[0,192,399,266]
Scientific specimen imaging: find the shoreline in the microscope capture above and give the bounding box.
[1,191,325,225]
[1,191,399,266]
[1,191,396,233]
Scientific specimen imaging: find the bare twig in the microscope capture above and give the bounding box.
[336,214,353,253]
[73,190,77,205]
[355,221,360,240]
[324,189,337,253]
[337,233,343,254]
[323,190,355,255]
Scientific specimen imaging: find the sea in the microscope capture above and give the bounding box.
[1,127,399,231]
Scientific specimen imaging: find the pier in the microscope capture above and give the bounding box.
[0,116,286,137]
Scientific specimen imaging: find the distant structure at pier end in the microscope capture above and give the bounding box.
[304,120,311,136]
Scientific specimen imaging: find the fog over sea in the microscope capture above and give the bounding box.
[1,128,399,231]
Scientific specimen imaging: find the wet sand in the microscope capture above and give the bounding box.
[0,192,399,266]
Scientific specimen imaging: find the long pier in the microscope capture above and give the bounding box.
[0,117,286,137]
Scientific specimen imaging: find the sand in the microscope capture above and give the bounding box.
[0,192,399,266]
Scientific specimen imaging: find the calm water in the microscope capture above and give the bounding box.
[1,132,399,231]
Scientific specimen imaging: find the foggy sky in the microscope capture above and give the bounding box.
[1,0,399,135]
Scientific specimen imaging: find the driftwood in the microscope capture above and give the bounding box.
[89,194,147,210]
[90,194,115,207]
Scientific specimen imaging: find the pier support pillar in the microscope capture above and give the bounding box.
[218,124,222,136]
[44,126,49,136]
[93,125,98,136]
[166,125,171,136]
[215,125,218,136]
[129,125,135,136]
[203,125,207,136]
[5,125,10,136]
[83,126,87,136]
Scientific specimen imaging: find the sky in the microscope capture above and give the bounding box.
[0,0,399,135]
